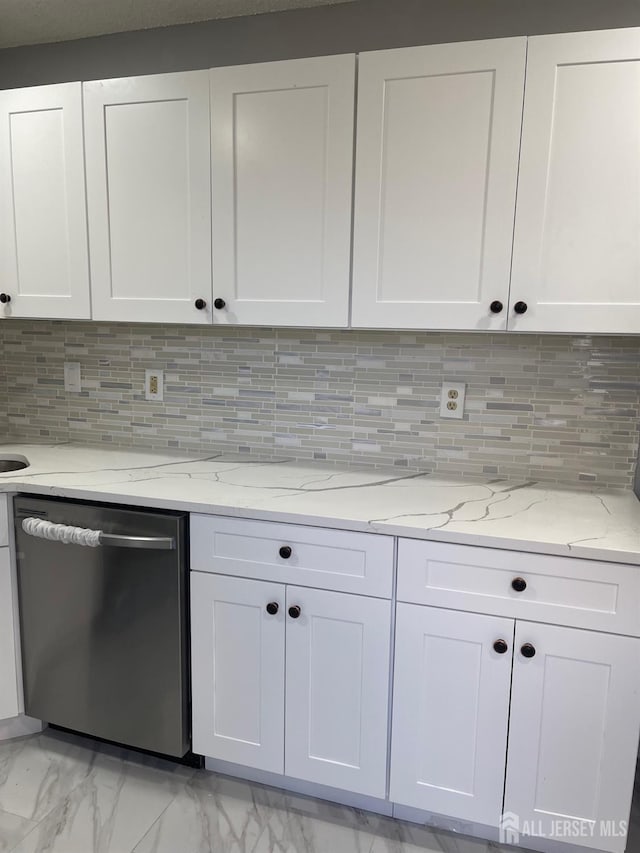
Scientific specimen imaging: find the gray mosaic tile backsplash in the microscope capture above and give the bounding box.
[2,320,639,489]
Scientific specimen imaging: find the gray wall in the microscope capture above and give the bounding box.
[3,0,640,87]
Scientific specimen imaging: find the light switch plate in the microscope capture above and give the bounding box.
[440,382,466,419]
[63,362,81,393]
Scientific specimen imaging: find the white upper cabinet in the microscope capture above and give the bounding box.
[511,28,640,333]
[84,72,212,324]
[351,38,526,330]
[0,83,90,319]
[505,622,640,853]
[210,55,355,327]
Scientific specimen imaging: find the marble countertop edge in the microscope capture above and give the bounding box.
[0,442,637,566]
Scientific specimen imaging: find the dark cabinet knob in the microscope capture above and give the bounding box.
[288,605,301,619]
[213,298,226,310]
[279,545,292,559]
[266,602,279,616]
[493,639,508,654]
[194,298,207,310]
[514,301,528,315]
[490,300,503,314]
[0,293,11,304]
[511,577,527,593]
[521,643,536,658]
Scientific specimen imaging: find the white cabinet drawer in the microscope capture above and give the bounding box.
[0,496,9,548]
[397,539,640,635]
[190,515,394,597]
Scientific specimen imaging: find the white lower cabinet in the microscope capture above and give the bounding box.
[190,524,640,852]
[0,548,19,721]
[505,622,640,853]
[0,496,40,739]
[390,605,513,824]
[389,603,640,851]
[191,572,391,797]
[190,573,285,773]
[285,586,391,797]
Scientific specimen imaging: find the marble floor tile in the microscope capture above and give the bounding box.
[368,820,500,853]
[1,731,638,853]
[132,771,497,853]
[0,808,38,853]
[0,730,97,822]
[10,750,189,853]
[132,772,385,853]
[92,738,197,781]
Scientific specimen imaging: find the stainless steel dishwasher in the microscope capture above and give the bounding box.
[13,495,189,757]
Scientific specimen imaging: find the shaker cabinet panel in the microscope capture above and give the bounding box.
[0,83,90,319]
[352,38,526,330]
[284,586,390,797]
[190,573,285,773]
[0,549,19,722]
[511,28,640,332]
[505,622,640,852]
[390,604,513,824]
[210,55,355,327]
[84,72,212,324]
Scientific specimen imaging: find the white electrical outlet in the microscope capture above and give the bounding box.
[63,362,81,393]
[145,369,164,402]
[440,381,466,419]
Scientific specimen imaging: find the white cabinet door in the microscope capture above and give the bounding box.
[511,28,640,333]
[390,604,513,825]
[0,83,90,319]
[352,38,526,330]
[0,549,19,721]
[284,586,390,796]
[505,622,640,853]
[210,55,355,327]
[191,573,285,773]
[84,72,212,324]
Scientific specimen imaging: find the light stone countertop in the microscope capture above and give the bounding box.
[0,442,638,565]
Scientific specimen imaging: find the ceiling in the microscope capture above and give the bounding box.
[0,0,355,49]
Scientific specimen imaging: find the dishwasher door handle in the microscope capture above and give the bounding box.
[100,533,176,550]
[21,518,176,550]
